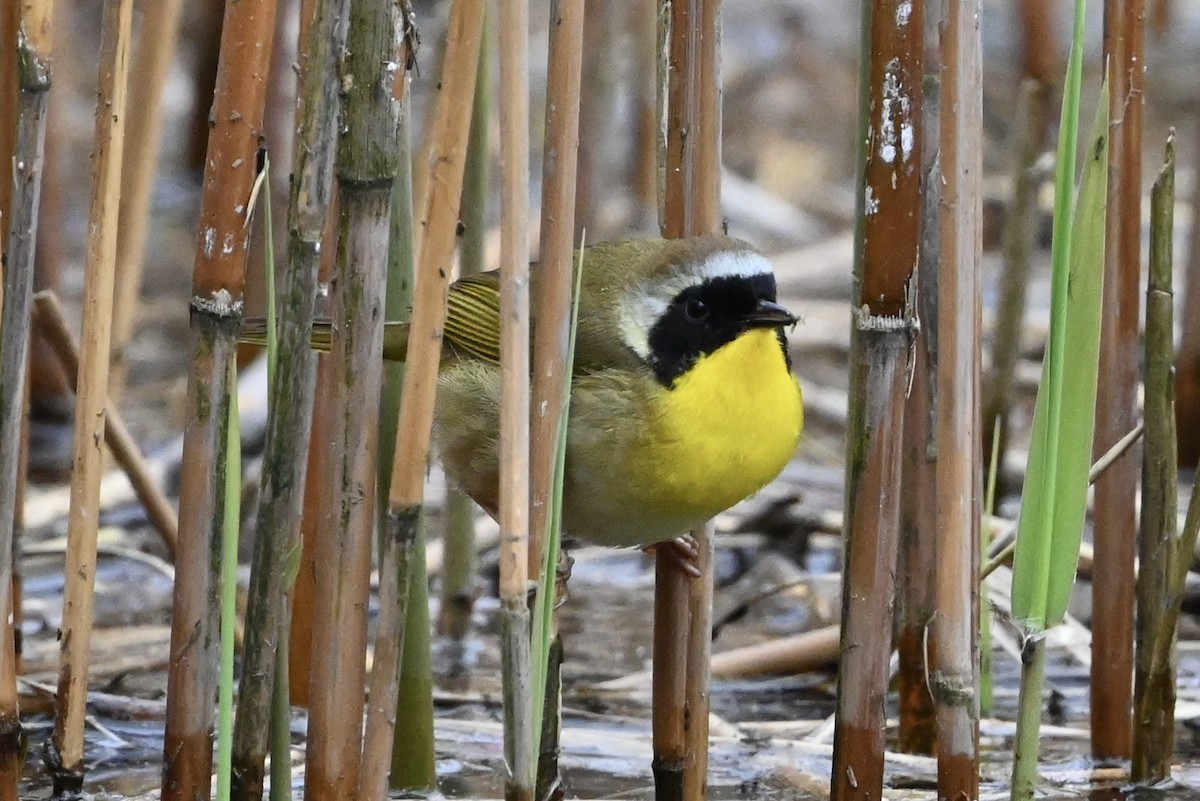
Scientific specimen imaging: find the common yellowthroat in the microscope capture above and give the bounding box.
[242,235,804,548]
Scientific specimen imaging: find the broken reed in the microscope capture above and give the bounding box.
[832,1,922,798]
[1132,136,1184,784]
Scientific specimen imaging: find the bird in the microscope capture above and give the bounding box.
[241,235,804,550]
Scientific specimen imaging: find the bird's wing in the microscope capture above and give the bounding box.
[445,270,503,364]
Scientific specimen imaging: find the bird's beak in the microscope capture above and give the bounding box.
[744,299,797,328]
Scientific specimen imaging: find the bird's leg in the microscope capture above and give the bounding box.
[527,549,575,609]
[643,534,702,578]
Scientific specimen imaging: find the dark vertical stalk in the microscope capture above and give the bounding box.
[1132,137,1176,784]
[229,0,345,795]
[933,0,982,797]
[832,0,922,796]
[162,0,279,796]
[304,0,400,797]
[1091,0,1145,760]
[898,0,942,756]
[652,1,722,799]
[0,1,52,796]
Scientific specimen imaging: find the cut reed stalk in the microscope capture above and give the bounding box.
[109,0,184,400]
[230,0,344,795]
[629,0,659,222]
[162,0,279,795]
[358,9,417,800]
[496,0,536,797]
[1132,136,1176,784]
[48,0,133,793]
[304,0,400,796]
[387,1,485,790]
[0,0,52,794]
[832,2,922,796]
[1091,0,1144,760]
[30,292,179,555]
[933,0,983,797]
[439,17,491,640]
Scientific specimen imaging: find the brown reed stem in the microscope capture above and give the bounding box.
[496,0,535,796]
[832,2,922,796]
[897,7,941,750]
[1132,135,1176,784]
[358,9,418,800]
[304,0,401,796]
[47,0,133,793]
[30,292,179,556]
[528,4,584,794]
[386,1,485,790]
[652,1,721,799]
[1091,0,1145,761]
[109,0,184,400]
[162,0,279,795]
[531,0,584,578]
[230,0,345,795]
[932,1,982,797]
[0,1,53,795]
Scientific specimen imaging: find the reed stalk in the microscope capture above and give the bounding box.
[304,0,400,796]
[162,0,279,795]
[832,2,922,797]
[933,0,983,797]
[387,1,486,789]
[1132,136,1177,784]
[527,2,584,794]
[651,1,722,799]
[109,0,184,400]
[230,0,344,794]
[358,10,417,800]
[46,0,133,793]
[0,1,52,795]
[216,357,242,801]
[897,4,941,751]
[629,0,658,222]
[439,17,491,640]
[494,0,536,797]
[1090,0,1144,760]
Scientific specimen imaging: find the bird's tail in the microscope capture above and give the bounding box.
[238,318,411,361]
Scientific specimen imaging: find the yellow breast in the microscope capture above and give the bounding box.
[630,328,803,519]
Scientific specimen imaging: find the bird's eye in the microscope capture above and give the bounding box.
[684,297,709,322]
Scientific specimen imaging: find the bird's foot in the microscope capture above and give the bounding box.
[643,535,703,579]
